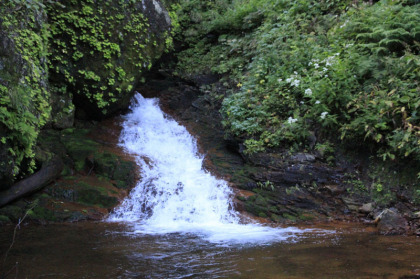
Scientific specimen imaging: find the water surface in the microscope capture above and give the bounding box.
[1,222,419,278]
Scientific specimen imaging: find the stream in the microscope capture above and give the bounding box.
[1,94,420,278]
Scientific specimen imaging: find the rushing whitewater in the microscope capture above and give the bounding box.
[109,93,305,244]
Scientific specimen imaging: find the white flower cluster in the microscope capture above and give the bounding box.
[323,53,340,66]
[308,59,319,68]
[286,77,300,87]
[320,111,328,119]
[304,88,312,96]
[308,53,340,71]
[285,72,301,87]
[287,116,298,124]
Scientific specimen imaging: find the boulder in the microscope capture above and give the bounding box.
[359,203,374,214]
[375,208,408,235]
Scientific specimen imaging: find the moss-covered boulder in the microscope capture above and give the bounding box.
[92,152,137,189]
[48,0,173,119]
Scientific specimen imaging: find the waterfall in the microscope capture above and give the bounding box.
[109,93,304,244]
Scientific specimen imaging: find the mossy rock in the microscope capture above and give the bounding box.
[48,178,118,208]
[268,205,279,214]
[244,201,269,218]
[27,207,56,222]
[258,212,268,218]
[255,195,268,207]
[47,0,172,119]
[93,152,118,177]
[299,213,315,221]
[270,213,282,223]
[282,213,298,221]
[113,180,130,189]
[60,128,99,171]
[93,151,136,187]
[76,188,118,208]
[0,1,50,185]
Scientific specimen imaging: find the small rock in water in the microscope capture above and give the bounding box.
[375,208,408,235]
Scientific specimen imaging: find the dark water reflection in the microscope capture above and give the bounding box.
[1,222,419,278]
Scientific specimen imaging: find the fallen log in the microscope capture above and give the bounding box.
[0,157,64,208]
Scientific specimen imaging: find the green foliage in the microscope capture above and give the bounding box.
[0,0,51,178]
[175,0,420,165]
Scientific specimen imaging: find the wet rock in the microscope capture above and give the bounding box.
[321,185,345,196]
[257,164,336,187]
[375,209,408,235]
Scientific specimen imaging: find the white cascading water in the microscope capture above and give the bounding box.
[109,93,305,244]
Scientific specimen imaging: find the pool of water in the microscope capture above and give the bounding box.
[1,222,419,279]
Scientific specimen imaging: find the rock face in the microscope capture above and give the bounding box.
[48,0,173,120]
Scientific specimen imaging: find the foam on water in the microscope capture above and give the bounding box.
[108,93,307,244]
